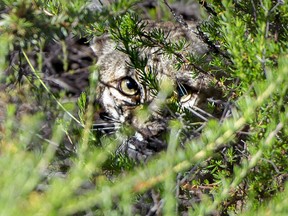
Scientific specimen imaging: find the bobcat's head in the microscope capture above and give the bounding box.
[91,21,223,161]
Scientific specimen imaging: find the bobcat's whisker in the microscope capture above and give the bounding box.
[91,122,121,132]
[220,103,233,121]
[92,122,120,127]
[91,125,120,130]
[91,127,120,133]
[100,114,121,123]
[186,107,209,122]
[191,105,215,118]
[92,126,121,130]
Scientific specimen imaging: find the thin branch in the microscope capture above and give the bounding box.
[162,0,188,28]
[22,50,84,128]
[198,0,217,16]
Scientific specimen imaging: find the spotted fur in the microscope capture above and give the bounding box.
[91,21,223,161]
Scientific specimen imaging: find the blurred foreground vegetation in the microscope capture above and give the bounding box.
[0,0,288,215]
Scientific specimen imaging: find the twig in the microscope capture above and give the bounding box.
[162,0,188,28]
[261,0,284,78]
[198,0,217,16]
[22,50,84,128]
[250,0,257,22]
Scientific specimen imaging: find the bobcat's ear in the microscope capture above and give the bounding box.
[90,35,116,57]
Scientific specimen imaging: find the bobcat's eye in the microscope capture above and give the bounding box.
[119,77,139,96]
[177,84,192,103]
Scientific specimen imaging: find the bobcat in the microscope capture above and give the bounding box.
[90,20,224,161]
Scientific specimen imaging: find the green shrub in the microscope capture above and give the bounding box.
[0,0,288,215]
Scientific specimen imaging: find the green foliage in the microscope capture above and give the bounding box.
[0,0,288,215]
